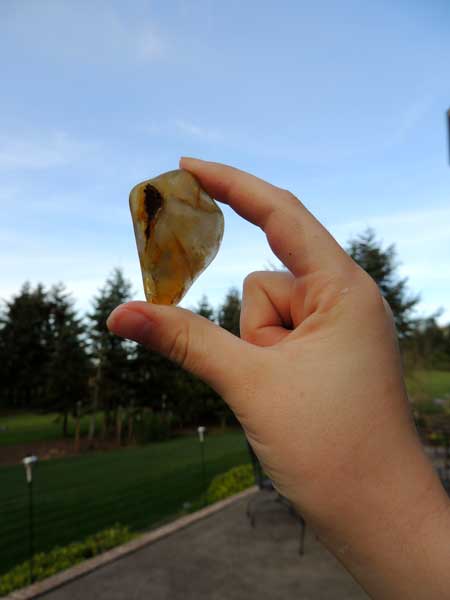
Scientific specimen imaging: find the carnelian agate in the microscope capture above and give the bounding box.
[129,169,224,305]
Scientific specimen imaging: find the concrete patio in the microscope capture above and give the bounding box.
[38,491,368,600]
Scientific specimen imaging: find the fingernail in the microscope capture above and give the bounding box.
[107,307,152,345]
[179,156,203,167]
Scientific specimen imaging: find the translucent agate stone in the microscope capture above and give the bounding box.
[129,169,224,305]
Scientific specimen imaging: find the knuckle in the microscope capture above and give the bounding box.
[167,323,190,369]
[281,189,301,207]
[243,271,264,291]
[240,328,258,345]
[358,273,386,313]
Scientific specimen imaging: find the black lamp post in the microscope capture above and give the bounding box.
[197,426,206,506]
[22,454,38,584]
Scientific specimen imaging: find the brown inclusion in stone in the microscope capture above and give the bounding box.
[143,184,163,244]
[129,169,224,305]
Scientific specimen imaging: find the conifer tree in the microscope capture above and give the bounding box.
[46,284,90,436]
[217,287,241,337]
[87,269,133,441]
[0,283,52,408]
[347,229,419,338]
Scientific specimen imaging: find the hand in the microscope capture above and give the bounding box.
[108,158,450,599]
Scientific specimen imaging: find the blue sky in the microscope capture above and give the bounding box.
[1,0,449,321]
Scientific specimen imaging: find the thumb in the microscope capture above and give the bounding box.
[107,301,252,396]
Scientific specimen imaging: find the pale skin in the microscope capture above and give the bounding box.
[108,158,450,599]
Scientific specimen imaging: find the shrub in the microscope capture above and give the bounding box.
[427,431,446,445]
[206,464,255,504]
[416,401,444,416]
[0,524,133,596]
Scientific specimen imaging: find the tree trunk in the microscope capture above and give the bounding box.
[74,402,81,452]
[102,409,108,440]
[116,405,123,446]
[88,385,99,448]
[127,400,135,444]
[62,411,69,438]
[90,358,102,446]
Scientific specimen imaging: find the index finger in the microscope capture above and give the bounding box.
[179,157,350,277]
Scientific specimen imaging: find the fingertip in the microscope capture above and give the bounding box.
[107,304,154,345]
[106,304,128,331]
[180,156,200,168]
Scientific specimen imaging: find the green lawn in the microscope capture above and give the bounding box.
[2,369,449,448]
[405,370,450,401]
[0,430,249,575]
[0,412,103,446]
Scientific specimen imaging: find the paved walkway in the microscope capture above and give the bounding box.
[40,492,367,600]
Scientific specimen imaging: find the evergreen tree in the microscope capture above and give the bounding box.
[404,311,450,370]
[45,285,91,436]
[175,295,221,426]
[195,295,215,321]
[346,229,419,337]
[191,291,237,427]
[87,269,133,441]
[217,287,241,336]
[130,294,223,430]
[130,343,176,412]
[0,283,52,408]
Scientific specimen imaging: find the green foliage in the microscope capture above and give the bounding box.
[0,430,248,574]
[0,283,244,438]
[130,343,177,415]
[45,285,91,434]
[0,283,90,428]
[406,370,450,403]
[0,283,53,408]
[217,287,241,336]
[87,269,133,436]
[414,400,444,416]
[403,313,450,371]
[426,431,446,445]
[206,463,254,504]
[346,228,419,338]
[0,411,103,446]
[195,295,215,321]
[134,409,176,443]
[166,295,229,428]
[0,524,133,596]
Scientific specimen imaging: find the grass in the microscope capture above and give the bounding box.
[0,412,103,447]
[405,370,450,401]
[0,430,249,575]
[0,367,447,575]
[1,369,449,448]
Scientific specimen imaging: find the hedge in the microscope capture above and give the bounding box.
[1,465,256,596]
[0,524,133,596]
[206,463,255,504]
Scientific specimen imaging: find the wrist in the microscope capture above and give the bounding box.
[299,433,450,598]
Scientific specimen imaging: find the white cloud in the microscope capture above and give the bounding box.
[136,27,167,61]
[386,95,435,146]
[142,119,227,144]
[0,131,100,171]
[174,120,225,143]
[331,206,450,247]
[4,1,166,65]
[399,263,450,281]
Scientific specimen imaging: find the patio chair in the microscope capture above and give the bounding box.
[245,441,306,555]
